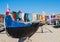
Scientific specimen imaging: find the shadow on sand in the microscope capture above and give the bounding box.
[18,37,27,42]
[0,31,6,34]
[36,27,53,33]
[18,38,24,42]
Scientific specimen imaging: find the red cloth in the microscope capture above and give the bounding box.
[13,13,16,21]
[6,11,9,16]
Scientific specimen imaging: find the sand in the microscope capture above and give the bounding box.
[0,25,60,42]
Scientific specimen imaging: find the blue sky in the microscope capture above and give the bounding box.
[0,0,60,14]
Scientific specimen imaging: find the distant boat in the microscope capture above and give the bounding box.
[5,15,43,38]
[0,25,5,32]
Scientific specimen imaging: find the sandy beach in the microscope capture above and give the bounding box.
[0,25,60,42]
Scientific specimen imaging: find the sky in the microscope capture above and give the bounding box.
[0,0,60,14]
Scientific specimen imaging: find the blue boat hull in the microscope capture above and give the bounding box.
[5,15,41,38]
[6,23,39,38]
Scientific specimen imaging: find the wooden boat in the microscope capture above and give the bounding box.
[5,15,43,38]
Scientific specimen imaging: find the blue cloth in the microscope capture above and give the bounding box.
[24,14,26,22]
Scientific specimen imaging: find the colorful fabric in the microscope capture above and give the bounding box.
[6,11,9,16]
[39,15,43,21]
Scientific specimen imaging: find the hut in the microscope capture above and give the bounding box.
[51,14,56,25]
[32,13,37,21]
[45,15,49,24]
[0,14,4,23]
[56,14,60,25]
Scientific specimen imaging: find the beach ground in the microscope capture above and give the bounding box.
[0,25,60,42]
